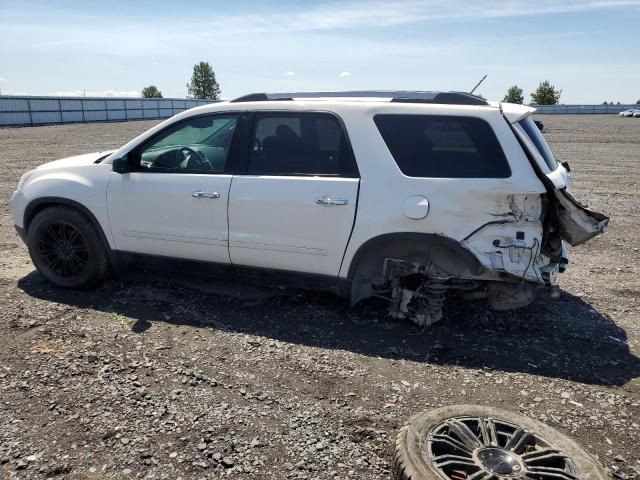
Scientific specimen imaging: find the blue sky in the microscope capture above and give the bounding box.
[1,0,639,103]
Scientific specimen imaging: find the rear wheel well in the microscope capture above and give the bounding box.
[347,233,483,305]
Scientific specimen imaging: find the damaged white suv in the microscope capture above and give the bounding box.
[11,91,609,325]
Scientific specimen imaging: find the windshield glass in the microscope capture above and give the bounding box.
[518,116,558,170]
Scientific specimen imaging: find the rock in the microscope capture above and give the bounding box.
[221,457,234,468]
[614,455,626,463]
[197,442,207,451]
[87,354,98,363]
[212,452,222,462]
[284,463,295,471]
[15,460,28,470]
[46,464,72,476]
[169,452,178,459]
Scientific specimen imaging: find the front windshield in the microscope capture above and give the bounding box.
[518,116,558,170]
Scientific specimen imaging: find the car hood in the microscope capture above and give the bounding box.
[36,151,115,170]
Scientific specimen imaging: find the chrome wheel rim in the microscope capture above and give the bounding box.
[38,221,89,278]
[427,416,580,480]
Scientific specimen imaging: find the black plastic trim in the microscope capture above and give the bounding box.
[231,91,489,106]
[392,92,489,106]
[115,251,348,296]
[347,232,484,279]
[230,93,269,103]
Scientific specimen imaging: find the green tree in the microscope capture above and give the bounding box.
[186,62,221,100]
[530,80,562,105]
[502,85,524,104]
[141,85,163,98]
[636,99,640,105]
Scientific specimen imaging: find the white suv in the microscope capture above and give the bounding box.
[11,91,609,325]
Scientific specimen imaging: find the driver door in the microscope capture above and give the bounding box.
[107,113,239,263]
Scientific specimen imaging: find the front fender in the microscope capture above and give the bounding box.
[17,165,115,249]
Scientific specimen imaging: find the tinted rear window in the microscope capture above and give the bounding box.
[374,115,511,178]
[517,116,558,170]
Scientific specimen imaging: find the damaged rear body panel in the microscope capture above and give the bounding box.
[344,102,609,326]
[510,112,610,248]
[553,189,609,246]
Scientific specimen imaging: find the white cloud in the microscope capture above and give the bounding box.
[4,0,639,58]
[48,89,141,98]
[0,76,5,81]
[339,71,351,78]
[284,71,296,76]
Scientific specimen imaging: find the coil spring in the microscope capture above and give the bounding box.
[424,278,448,322]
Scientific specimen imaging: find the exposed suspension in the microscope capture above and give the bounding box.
[384,258,452,327]
[422,277,448,325]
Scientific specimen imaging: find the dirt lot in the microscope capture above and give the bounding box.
[0,115,639,479]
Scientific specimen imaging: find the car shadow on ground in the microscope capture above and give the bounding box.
[17,269,640,387]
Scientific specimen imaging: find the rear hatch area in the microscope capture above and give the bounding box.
[508,110,610,248]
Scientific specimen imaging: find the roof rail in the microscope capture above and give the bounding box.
[230,91,489,106]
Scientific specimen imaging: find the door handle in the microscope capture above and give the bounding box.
[192,191,221,199]
[316,196,348,206]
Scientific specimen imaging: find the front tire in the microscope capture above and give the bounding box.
[27,206,109,289]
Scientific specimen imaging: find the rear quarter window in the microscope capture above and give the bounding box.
[374,114,511,178]
[517,116,558,171]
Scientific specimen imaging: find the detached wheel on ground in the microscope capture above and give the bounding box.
[26,206,109,289]
[393,405,605,480]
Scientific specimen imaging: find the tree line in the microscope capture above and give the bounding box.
[142,61,221,100]
[503,81,561,105]
[504,81,640,106]
[142,66,640,105]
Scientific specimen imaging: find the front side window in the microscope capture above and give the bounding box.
[374,115,511,178]
[248,113,349,175]
[517,116,558,170]
[138,114,238,173]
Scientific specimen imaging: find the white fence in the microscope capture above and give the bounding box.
[0,96,216,127]
[533,104,637,114]
[1,96,638,126]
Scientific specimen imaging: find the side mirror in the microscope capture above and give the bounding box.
[112,156,130,174]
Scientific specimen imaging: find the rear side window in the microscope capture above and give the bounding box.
[517,117,558,170]
[249,113,357,176]
[374,115,511,178]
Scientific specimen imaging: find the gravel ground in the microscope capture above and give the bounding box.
[0,115,639,479]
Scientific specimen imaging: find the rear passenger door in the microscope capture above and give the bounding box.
[228,112,359,277]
